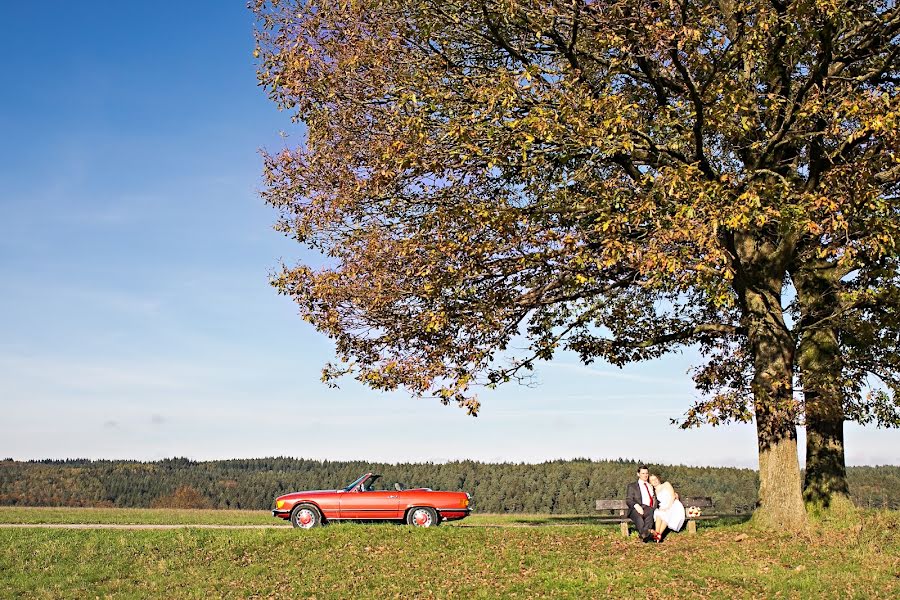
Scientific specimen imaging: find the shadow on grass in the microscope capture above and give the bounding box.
[503,514,754,529]
[509,516,603,526]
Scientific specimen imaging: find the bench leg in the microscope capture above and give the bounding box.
[620,521,629,537]
[687,520,697,534]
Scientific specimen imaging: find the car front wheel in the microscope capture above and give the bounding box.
[290,503,322,529]
[406,507,439,528]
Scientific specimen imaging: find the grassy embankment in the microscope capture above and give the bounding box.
[1,507,897,598]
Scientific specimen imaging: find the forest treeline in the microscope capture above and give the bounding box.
[1,458,896,513]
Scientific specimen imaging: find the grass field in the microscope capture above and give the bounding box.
[0,507,280,526]
[0,507,748,528]
[1,507,898,598]
[0,507,610,526]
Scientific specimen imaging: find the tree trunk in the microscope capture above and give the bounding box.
[793,264,851,508]
[733,230,807,530]
[803,370,851,508]
[744,285,808,530]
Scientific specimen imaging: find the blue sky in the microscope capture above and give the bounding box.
[0,2,896,468]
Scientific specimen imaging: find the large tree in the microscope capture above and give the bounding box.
[253,0,900,528]
[791,256,900,507]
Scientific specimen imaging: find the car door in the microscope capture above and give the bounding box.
[339,489,401,519]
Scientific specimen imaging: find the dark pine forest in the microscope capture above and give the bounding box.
[1,458,896,513]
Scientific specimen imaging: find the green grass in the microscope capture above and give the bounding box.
[0,507,611,527]
[0,507,279,526]
[0,506,651,528]
[0,507,746,529]
[1,508,898,598]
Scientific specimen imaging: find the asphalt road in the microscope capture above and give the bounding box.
[0,522,568,529]
[0,523,291,529]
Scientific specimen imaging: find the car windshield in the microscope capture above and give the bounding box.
[343,473,381,492]
[343,474,370,492]
[343,473,382,492]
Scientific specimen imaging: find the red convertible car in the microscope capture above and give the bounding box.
[272,473,471,528]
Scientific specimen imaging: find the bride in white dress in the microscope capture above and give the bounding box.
[650,474,686,540]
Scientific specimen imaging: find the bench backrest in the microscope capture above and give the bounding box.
[595,496,714,512]
[595,500,628,511]
[680,497,714,509]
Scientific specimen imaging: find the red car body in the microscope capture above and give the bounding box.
[272,473,471,528]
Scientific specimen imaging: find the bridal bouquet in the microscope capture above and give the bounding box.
[686,506,702,518]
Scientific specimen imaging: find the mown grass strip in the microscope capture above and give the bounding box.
[0,507,746,530]
[1,511,897,599]
[0,507,276,526]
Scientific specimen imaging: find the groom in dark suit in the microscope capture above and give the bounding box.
[626,465,656,541]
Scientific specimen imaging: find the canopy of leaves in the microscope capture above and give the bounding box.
[253,0,900,423]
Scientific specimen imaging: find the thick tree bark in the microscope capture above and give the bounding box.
[793,264,851,507]
[800,330,851,507]
[744,287,808,529]
[733,232,807,530]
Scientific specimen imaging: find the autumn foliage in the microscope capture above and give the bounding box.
[253,0,900,528]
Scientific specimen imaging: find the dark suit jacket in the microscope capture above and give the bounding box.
[626,481,655,513]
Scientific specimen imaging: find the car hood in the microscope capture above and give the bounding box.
[277,490,341,500]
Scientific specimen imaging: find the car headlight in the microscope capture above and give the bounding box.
[276,499,285,509]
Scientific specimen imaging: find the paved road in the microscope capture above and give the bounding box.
[0,523,291,530]
[0,522,587,530]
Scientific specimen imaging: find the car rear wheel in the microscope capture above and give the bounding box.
[406,507,439,528]
[290,503,322,529]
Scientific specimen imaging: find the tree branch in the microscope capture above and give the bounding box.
[669,48,716,179]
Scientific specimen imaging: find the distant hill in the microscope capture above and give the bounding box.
[1,457,896,513]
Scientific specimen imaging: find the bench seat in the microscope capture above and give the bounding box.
[595,497,715,535]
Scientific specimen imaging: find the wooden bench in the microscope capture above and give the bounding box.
[595,497,716,536]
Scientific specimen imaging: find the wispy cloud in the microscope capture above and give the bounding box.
[0,355,199,393]
[65,286,162,316]
[544,361,689,385]
[485,406,683,419]
[3,279,162,316]
[561,392,692,402]
[60,206,138,226]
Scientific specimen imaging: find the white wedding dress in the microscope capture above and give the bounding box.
[654,482,686,532]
